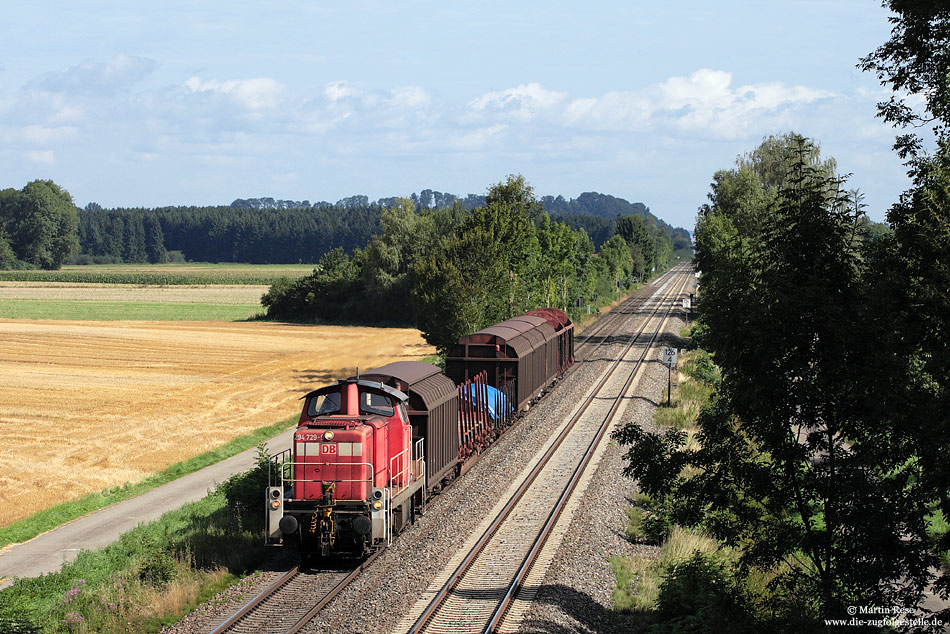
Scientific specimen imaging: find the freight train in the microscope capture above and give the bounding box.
[265,309,574,558]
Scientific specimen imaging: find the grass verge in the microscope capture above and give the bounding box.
[0,418,294,549]
[612,525,723,612]
[608,335,766,632]
[0,299,264,321]
[0,479,270,633]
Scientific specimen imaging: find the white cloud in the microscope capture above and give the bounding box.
[30,54,157,96]
[468,83,568,120]
[387,86,431,109]
[325,81,356,102]
[462,71,834,140]
[26,150,55,165]
[183,76,284,110]
[22,125,77,144]
[557,69,836,139]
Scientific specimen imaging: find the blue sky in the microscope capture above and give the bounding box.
[1,1,907,230]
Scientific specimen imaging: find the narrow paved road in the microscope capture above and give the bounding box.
[0,428,295,590]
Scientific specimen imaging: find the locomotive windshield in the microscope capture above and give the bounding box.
[359,390,394,417]
[307,391,341,416]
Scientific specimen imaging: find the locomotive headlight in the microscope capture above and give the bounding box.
[372,500,383,510]
[270,500,281,510]
[322,431,334,441]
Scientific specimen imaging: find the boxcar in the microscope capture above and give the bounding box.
[445,309,573,412]
[526,307,574,375]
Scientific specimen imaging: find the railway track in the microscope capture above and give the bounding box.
[202,264,690,634]
[573,263,687,362]
[397,267,692,634]
[205,552,379,634]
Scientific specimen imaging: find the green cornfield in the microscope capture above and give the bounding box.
[0,263,314,286]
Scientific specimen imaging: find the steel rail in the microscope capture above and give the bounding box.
[405,268,691,634]
[282,550,382,634]
[207,566,300,634]
[572,263,687,364]
[484,269,691,633]
[208,550,381,634]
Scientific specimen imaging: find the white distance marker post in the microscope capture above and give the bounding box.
[662,347,678,405]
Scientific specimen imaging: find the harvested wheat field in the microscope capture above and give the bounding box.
[0,319,434,527]
[0,281,267,304]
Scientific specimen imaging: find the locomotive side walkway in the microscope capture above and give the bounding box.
[0,428,296,590]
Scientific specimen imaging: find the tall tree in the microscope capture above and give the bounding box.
[143,214,167,264]
[0,180,79,269]
[861,3,950,602]
[616,214,655,276]
[619,135,934,625]
[413,174,544,352]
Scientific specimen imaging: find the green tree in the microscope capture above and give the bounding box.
[860,3,950,604]
[122,215,147,263]
[0,229,15,269]
[1,180,79,269]
[413,174,544,351]
[361,199,437,321]
[413,255,480,355]
[860,2,950,161]
[597,234,632,292]
[619,135,934,625]
[143,214,168,264]
[261,247,362,322]
[536,213,577,310]
[616,214,655,277]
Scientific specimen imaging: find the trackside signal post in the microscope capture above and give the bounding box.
[662,347,678,405]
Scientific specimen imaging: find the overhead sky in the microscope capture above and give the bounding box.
[1,1,908,230]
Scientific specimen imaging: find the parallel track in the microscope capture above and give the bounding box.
[398,267,692,634]
[572,264,687,363]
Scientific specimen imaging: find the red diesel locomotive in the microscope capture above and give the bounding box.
[265,308,573,558]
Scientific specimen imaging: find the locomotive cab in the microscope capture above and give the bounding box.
[266,378,426,558]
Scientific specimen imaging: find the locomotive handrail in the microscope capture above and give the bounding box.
[409,438,427,505]
[390,447,411,489]
[268,448,293,488]
[279,460,374,498]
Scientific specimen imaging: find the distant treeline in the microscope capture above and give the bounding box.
[77,205,382,265]
[260,175,693,351]
[75,190,690,265]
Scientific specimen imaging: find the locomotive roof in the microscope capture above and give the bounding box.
[301,378,408,403]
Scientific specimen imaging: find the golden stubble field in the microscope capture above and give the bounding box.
[0,319,434,527]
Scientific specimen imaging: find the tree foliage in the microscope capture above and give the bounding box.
[860,6,950,608]
[859,1,950,161]
[618,134,938,626]
[259,175,688,352]
[0,180,79,270]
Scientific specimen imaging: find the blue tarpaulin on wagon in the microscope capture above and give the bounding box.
[460,384,512,421]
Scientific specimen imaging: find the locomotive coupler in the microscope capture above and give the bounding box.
[310,482,336,556]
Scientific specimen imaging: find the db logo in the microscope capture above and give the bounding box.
[321,444,338,455]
